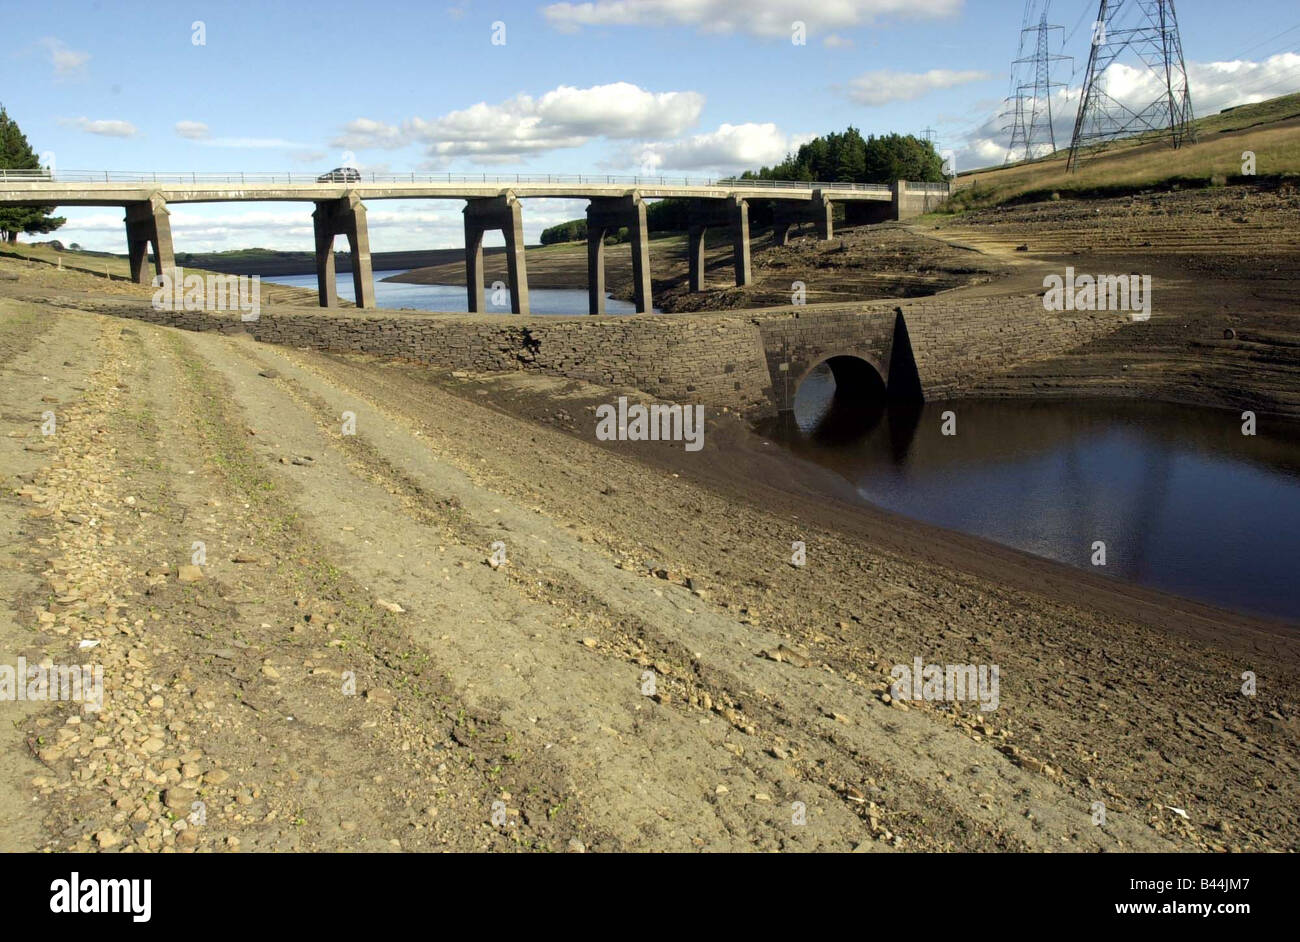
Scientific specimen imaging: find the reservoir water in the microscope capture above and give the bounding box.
[775,364,1300,622]
[264,270,641,315]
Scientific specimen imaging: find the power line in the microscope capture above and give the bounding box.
[1238,58,1300,97]
[1063,0,1094,46]
[1224,22,1300,61]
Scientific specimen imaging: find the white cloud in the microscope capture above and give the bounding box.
[1119,53,1300,116]
[532,84,702,139]
[38,37,90,76]
[205,137,308,149]
[333,118,408,150]
[844,68,991,106]
[173,121,302,149]
[823,34,854,48]
[174,121,210,140]
[543,0,962,38]
[61,117,138,137]
[333,83,705,164]
[632,122,813,173]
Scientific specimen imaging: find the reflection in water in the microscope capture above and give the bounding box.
[264,270,645,315]
[766,364,1300,622]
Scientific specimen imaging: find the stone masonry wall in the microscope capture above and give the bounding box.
[76,293,1120,416]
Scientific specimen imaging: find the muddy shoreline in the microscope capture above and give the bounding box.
[447,364,1300,644]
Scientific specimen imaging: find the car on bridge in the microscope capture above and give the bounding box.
[316,167,362,183]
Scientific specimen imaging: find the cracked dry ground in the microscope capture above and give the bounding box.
[1,305,1296,853]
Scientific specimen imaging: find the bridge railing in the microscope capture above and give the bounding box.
[905,182,953,193]
[0,169,54,181]
[0,167,895,193]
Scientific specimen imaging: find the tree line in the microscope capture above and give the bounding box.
[541,127,947,244]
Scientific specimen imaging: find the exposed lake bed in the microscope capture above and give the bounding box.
[3,245,1299,853]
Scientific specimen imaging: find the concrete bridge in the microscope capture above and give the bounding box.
[0,170,951,315]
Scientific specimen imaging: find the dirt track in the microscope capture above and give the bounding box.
[2,255,1298,850]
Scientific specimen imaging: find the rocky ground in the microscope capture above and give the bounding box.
[1,223,1297,854]
[929,183,1300,415]
[651,223,1005,312]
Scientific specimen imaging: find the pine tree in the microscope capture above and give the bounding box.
[753,127,945,186]
[0,105,65,243]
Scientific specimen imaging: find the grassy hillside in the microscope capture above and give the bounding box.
[948,92,1300,212]
[0,241,137,279]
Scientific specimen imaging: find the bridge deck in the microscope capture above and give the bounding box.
[0,180,896,207]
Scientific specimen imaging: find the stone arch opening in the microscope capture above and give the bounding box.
[791,354,888,441]
[822,355,887,405]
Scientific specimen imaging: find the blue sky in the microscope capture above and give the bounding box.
[4,0,1298,253]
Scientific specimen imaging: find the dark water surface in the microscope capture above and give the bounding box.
[772,364,1300,622]
[265,270,642,315]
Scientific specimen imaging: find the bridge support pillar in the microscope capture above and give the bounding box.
[771,192,835,246]
[687,224,707,293]
[731,197,752,286]
[685,196,750,292]
[124,195,175,285]
[812,189,834,240]
[312,194,374,309]
[587,227,607,314]
[464,193,529,314]
[586,194,651,313]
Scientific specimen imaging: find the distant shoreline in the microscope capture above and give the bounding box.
[174,249,464,278]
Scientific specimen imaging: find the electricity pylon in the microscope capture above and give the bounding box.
[1004,1,1070,164]
[1067,0,1195,172]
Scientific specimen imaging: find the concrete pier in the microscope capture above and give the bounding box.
[813,190,834,240]
[464,193,529,314]
[687,224,707,293]
[686,196,751,291]
[586,194,652,314]
[771,190,835,246]
[312,193,375,308]
[124,195,175,284]
[731,196,752,286]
